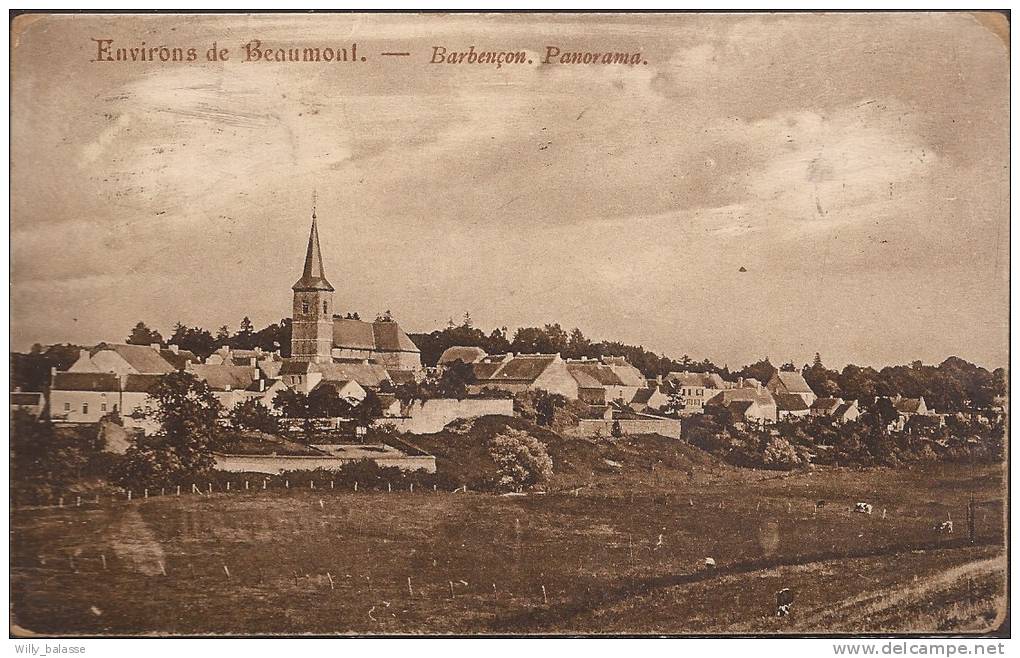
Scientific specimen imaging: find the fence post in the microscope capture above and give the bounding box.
[160,488,165,497]
[542,584,548,605]
[127,490,132,501]
[310,481,315,490]
[208,483,212,494]
[263,479,267,490]
[407,576,413,597]
[245,480,249,491]
[94,494,100,504]
[388,482,392,493]
[75,495,81,507]
[226,482,231,492]
[330,480,334,490]
[223,565,231,578]
[176,485,181,496]
[410,483,414,493]
[326,572,335,590]
[101,554,107,570]
[354,481,358,492]
[159,561,167,576]
[449,581,455,598]
[285,480,289,489]
[58,496,64,508]
[144,488,148,499]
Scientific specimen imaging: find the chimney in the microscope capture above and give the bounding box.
[259,379,266,392]
[250,357,257,367]
[738,377,744,388]
[79,349,89,361]
[168,344,180,354]
[224,384,231,392]
[150,343,161,351]
[656,375,663,385]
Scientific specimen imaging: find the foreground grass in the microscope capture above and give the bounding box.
[10,462,1005,635]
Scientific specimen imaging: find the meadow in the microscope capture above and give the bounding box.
[10,458,1006,636]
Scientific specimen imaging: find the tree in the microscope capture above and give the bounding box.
[229,399,279,433]
[112,372,223,487]
[533,390,567,427]
[127,321,163,346]
[273,389,311,418]
[487,428,554,492]
[351,390,385,429]
[307,386,352,418]
[611,420,623,438]
[436,361,476,399]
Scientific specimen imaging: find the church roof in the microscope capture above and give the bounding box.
[292,217,334,292]
[332,318,420,353]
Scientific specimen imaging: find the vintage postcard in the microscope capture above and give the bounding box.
[8,11,1009,638]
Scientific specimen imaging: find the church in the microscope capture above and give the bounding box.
[281,210,422,393]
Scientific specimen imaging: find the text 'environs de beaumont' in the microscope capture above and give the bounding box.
[90,39,649,68]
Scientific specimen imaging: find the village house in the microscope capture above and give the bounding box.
[766,371,818,406]
[810,397,861,424]
[49,371,122,424]
[628,385,669,413]
[775,392,811,419]
[705,385,778,425]
[11,390,45,419]
[468,353,579,399]
[663,371,729,414]
[565,357,644,404]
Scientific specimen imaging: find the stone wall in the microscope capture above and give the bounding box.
[574,417,681,439]
[213,452,436,474]
[380,398,514,434]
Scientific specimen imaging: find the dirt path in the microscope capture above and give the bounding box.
[785,554,1005,632]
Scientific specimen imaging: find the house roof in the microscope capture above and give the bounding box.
[485,355,557,382]
[775,393,810,411]
[317,362,391,388]
[292,217,334,292]
[707,387,775,408]
[93,343,176,374]
[52,372,120,392]
[280,360,316,375]
[606,361,648,387]
[11,392,42,406]
[438,346,488,365]
[387,369,417,385]
[771,371,814,394]
[186,364,260,391]
[726,400,755,418]
[631,387,657,404]
[834,401,857,418]
[159,348,198,370]
[566,362,625,387]
[123,373,163,393]
[665,371,726,389]
[471,362,505,381]
[811,397,842,413]
[894,397,925,414]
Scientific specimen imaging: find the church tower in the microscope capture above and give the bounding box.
[291,208,334,363]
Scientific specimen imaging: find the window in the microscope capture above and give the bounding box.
[64,402,70,411]
[83,403,89,414]
[323,301,328,315]
[113,404,118,413]
[101,403,107,412]
[302,301,310,314]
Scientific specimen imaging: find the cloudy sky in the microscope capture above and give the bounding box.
[11,12,1009,369]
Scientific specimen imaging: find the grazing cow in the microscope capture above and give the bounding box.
[854,502,873,514]
[775,588,794,617]
[815,499,826,509]
[934,520,953,534]
[704,557,716,571]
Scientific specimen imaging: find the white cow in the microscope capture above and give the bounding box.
[854,502,873,515]
[934,520,953,534]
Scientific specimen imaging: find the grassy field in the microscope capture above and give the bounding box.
[10,452,1006,636]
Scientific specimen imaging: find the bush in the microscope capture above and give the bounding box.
[762,436,802,470]
[487,428,554,492]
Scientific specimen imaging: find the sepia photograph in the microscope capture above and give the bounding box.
[7,9,1010,639]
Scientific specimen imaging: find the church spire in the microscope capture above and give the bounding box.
[292,203,334,292]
